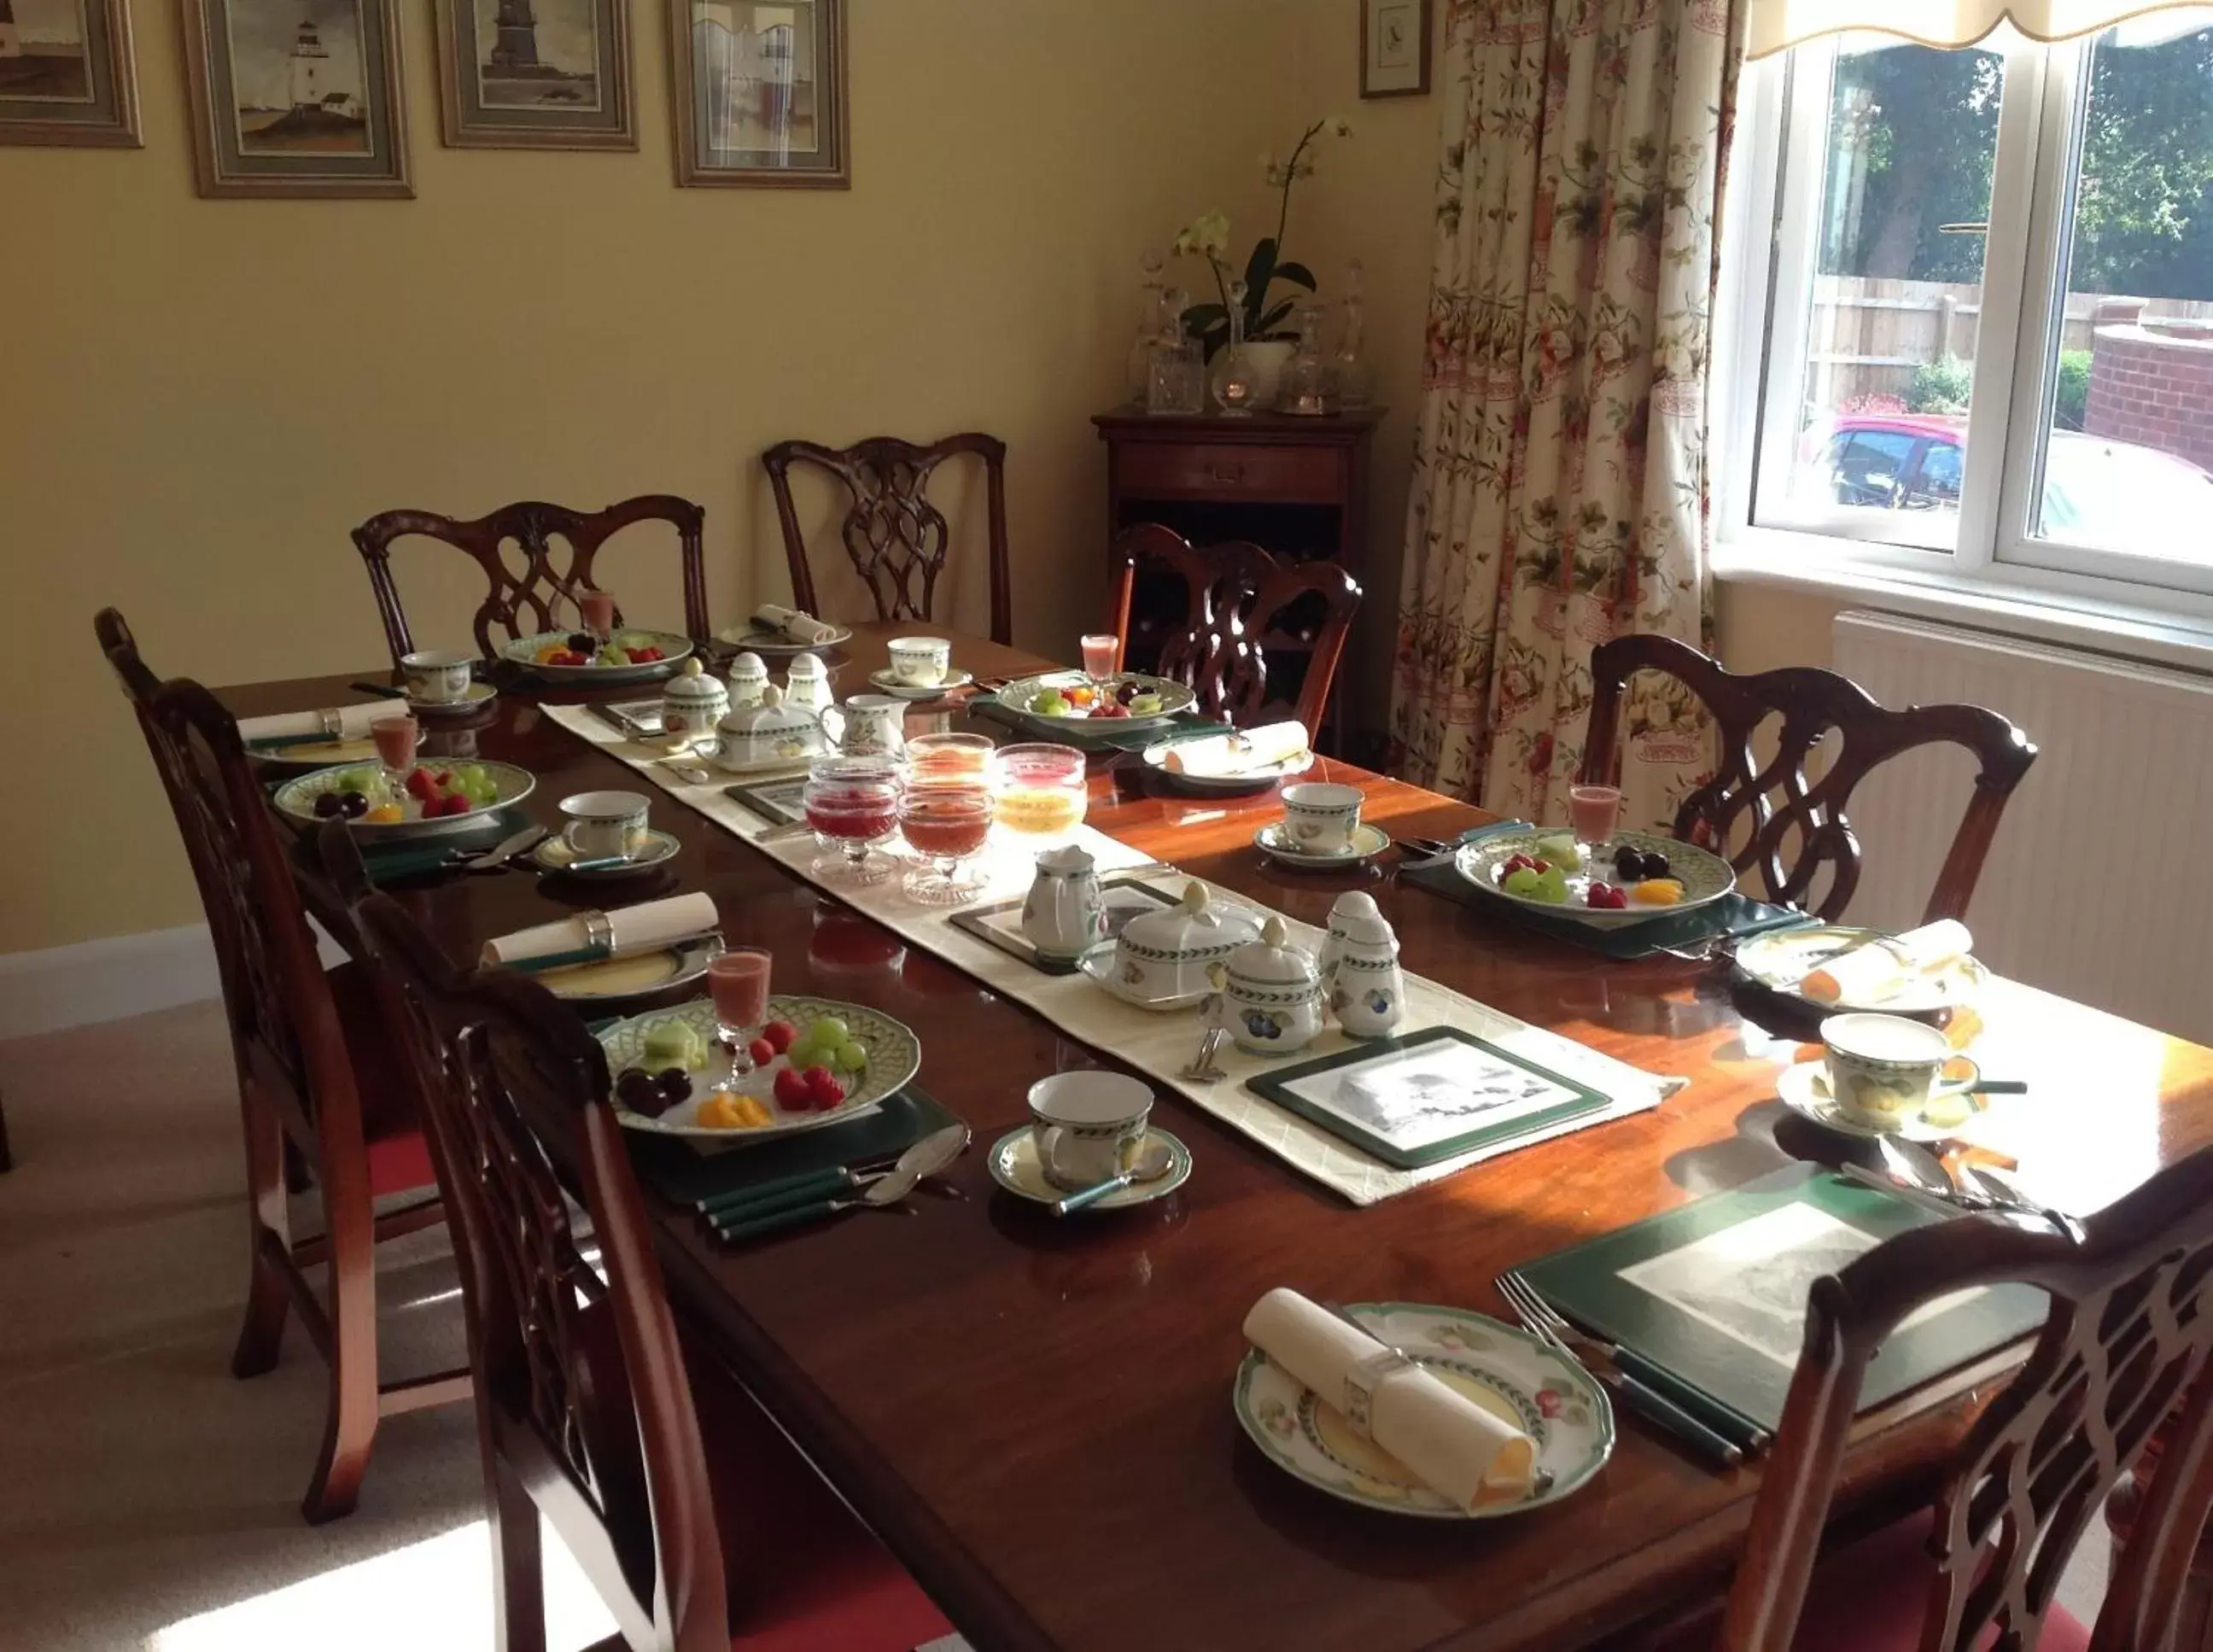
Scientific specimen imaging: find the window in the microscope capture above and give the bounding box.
[1725,14,2213,605]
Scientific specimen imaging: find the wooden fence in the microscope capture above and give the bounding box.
[1806,277,2213,408]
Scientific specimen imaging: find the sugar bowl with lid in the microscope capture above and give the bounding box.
[1211,915,1326,1056]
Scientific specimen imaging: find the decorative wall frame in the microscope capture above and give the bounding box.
[669,0,848,188]
[0,0,141,147]
[434,0,634,150]
[1359,0,1431,99]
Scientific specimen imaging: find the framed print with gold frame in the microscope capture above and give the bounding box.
[434,0,634,150]
[669,0,847,189]
[0,0,141,147]
[1359,0,1430,99]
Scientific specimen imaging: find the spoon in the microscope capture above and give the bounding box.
[1052,1139,1177,1216]
[657,755,715,785]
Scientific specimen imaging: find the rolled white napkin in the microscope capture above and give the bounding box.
[1162,721,1311,777]
[482,892,720,967]
[1801,919,1973,1006]
[753,603,837,645]
[1242,1288,1534,1509]
[237,703,394,743]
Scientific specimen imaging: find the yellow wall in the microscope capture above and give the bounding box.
[0,0,1334,954]
[1714,581,1844,674]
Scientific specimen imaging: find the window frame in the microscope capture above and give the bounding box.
[1716,21,2213,620]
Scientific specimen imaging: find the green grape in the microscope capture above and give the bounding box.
[1503,866,1542,897]
[809,1016,850,1046]
[1533,866,1570,904]
[835,1040,867,1072]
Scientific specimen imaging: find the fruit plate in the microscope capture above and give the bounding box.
[715,621,855,657]
[1452,826,1734,929]
[996,669,1196,733]
[1139,738,1313,793]
[1733,925,1989,1016]
[599,995,920,1145]
[1233,1302,1614,1520]
[500,629,693,684]
[272,759,536,841]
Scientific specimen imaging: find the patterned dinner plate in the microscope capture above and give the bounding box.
[598,995,920,1144]
[996,669,1197,733]
[248,733,387,768]
[715,621,855,657]
[272,758,535,841]
[501,629,693,684]
[1453,827,1734,929]
[534,938,719,1002]
[1734,925,1988,1016]
[1234,1301,1614,1520]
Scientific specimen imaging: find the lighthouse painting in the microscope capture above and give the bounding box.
[230,3,370,153]
[180,0,408,193]
[472,0,599,110]
[433,0,628,149]
[0,0,140,146]
[0,0,90,101]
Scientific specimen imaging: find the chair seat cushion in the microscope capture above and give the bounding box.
[329,960,439,1199]
[686,1341,953,1652]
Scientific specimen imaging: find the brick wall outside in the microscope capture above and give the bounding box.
[2084,321,2213,475]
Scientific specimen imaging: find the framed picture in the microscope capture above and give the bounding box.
[1358,0,1430,99]
[433,0,633,149]
[721,774,807,826]
[180,0,410,197]
[1245,1027,1608,1169]
[669,0,847,188]
[0,0,140,146]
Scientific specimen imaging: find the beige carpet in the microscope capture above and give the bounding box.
[0,997,2105,1648]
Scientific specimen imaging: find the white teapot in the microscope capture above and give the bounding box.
[1212,915,1325,1057]
[1022,843,1105,960]
[710,683,825,772]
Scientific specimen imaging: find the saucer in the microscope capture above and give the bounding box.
[1775,1060,1971,1143]
[1255,821,1391,869]
[406,680,499,715]
[532,828,681,879]
[988,1124,1192,1211]
[869,667,974,700]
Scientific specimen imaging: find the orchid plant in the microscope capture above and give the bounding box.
[1173,115,1352,361]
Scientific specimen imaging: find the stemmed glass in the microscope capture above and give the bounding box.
[706,948,772,1077]
[899,783,996,906]
[370,713,417,805]
[576,587,617,649]
[803,753,904,886]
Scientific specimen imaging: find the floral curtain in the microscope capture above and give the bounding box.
[1389,0,1743,832]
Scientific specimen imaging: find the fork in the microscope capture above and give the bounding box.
[1495,1272,1746,1470]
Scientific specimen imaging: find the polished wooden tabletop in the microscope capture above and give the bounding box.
[220,624,2213,1652]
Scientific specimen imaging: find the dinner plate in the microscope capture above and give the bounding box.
[1254,821,1391,869]
[1734,925,1988,1016]
[868,667,975,700]
[531,828,681,879]
[1774,1059,1979,1144]
[987,1125,1193,1211]
[1452,827,1734,929]
[995,669,1197,733]
[272,758,536,841]
[1234,1301,1614,1520]
[1076,945,1215,1012]
[248,733,388,768]
[715,621,854,657]
[502,629,693,684]
[599,995,920,1144]
[534,937,719,1002]
[1140,738,1313,793]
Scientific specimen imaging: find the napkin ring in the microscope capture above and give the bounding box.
[581,910,615,955]
[1342,1346,1414,1442]
[318,707,344,738]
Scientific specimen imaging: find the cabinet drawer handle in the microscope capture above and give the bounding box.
[1208,463,1247,483]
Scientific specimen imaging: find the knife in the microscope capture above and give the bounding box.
[459,823,550,871]
[700,1121,971,1221]
[710,1122,972,1241]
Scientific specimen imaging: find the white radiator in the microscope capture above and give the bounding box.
[1831,611,2213,1045]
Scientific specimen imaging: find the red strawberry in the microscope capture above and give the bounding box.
[747,1036,776,1066]
[405,768,436,801]
[552,650,587,667]
[441,792,473,816]
[761,1019,797,1054]
[634,647,663,663]
[773,1067,811,1109]
[1531,859,1550,875]
[803,1066,844,1110]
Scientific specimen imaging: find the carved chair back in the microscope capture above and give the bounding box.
[1724,1146,2213,1650]
[1107,523,1362,732]
[1581,633,2035,923]
[762,433,1012,644]
[326,821,723,1652]
[350,495,709,667]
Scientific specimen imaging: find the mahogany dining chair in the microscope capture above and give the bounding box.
[1580,633,2036,925]
[1707,1144,2213,1651]
[322,821,954,1652]
[92,610,467,1522]
[1106,522,1362,733]
[350,496,710,668]
[762,433,1013,645]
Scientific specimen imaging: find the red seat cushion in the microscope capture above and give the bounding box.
[329,960,441,1200]
[686,1345,953,1652]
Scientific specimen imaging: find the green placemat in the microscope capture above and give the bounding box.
[968,694,1234,753]
[1516,1164,2048,1431]
[623,1085,966,1206]
[1399,822,1816,960]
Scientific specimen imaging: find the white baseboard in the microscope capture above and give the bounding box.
[0,924,223,1040]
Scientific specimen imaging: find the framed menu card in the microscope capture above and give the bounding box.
[1517,1165,2050,1430]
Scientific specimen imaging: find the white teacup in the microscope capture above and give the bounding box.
[1819,1012,1980,1131]
[401,649,474,705]
[1281,782,1363,855]
[560,790,650,860]
[1028,1071,1153,1191]
[887,636,952,687]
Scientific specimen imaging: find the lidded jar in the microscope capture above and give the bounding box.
[711,682,826,772]
[662,657,730,740]
[1212,915,1326,1055]
[725,650,769,709]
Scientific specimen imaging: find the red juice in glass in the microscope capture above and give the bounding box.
[900,789,994,858]
[578,587,616,639]
[706,949,771,1040]
[1568,784,1621,849]
[371,714,417,773]
[805,788,900,844]
[1080,633,1120,681]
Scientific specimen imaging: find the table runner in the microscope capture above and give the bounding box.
[543,704,1684,1205]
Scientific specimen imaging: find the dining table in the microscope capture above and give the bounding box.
[219,620,2213,1652]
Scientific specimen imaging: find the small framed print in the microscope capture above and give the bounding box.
[180,0,410,197]
[0,0,140,147]
[434,0,634,150]
[670,0,847,188]
[722,775,807,826]
[1359,0,1430,100]
[1246,1027,1607,1169]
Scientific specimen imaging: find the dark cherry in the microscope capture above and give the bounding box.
[614,1067,666,1117]
[312,792,346,819]
[656,1068,692,1104]
[566,632,594,652]
[337,791,371,819]
[1115,680,1139,706]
